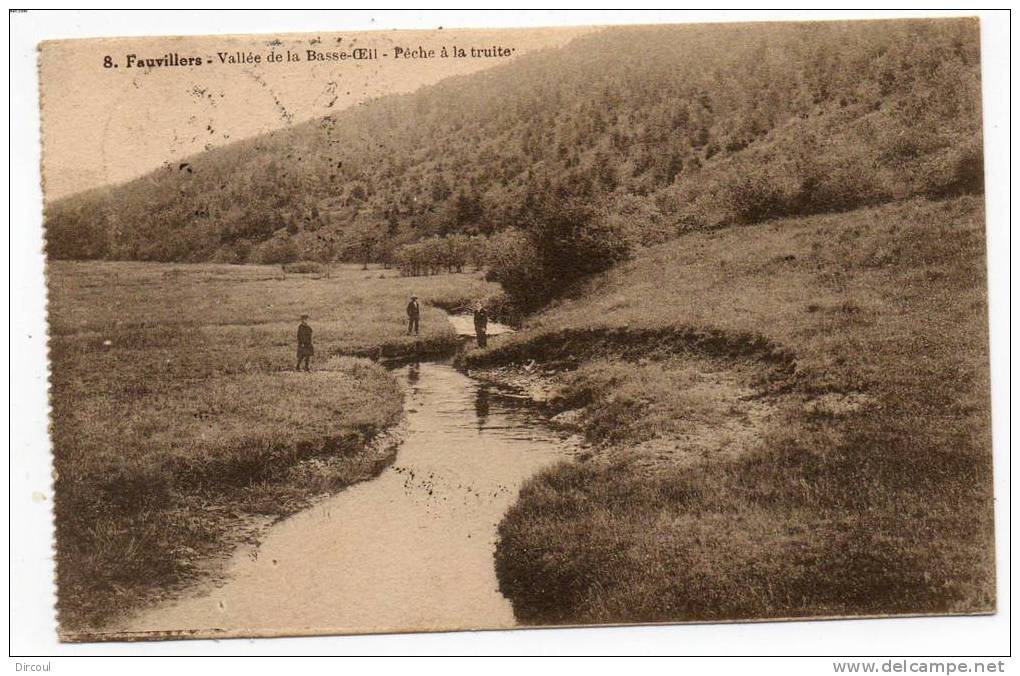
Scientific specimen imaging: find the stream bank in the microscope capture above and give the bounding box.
[107,317,577,639]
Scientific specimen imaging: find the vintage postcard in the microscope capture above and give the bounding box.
[38,16,994,643]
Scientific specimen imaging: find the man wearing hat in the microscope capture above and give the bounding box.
[406,295,421,336]
[296,314,313,371]
[473,304,489,348]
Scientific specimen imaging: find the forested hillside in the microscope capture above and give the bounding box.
[45,19,983,263]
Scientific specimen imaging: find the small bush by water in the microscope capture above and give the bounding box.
[486,195,632,314]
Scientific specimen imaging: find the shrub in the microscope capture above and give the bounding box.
[395,241,428,277]
[724,168,796,224]
[233,239,254,263]
[487,195,631,312]
[793,158,890,215]
[918,137,985,199]
[466,235,490,270]
[528,196,631,281]
[443,233,471,272]
[480,291,524,327]
[210,245,241,264]
[45,202,110,260]
[484,228,549,312]
[605,194,675,246]
[420,236,449,274]
[251,235,299,264]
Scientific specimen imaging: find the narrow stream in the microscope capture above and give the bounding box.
[121,319,572,638]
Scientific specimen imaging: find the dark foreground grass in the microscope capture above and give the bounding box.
[469,196,994,624]
[49,262,497,634]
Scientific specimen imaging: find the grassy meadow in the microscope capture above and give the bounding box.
[49,261,496,632]
[466,196,995,623]
[49,192,994,630]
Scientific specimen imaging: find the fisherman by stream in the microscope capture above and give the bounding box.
[473,305,489,348]
[296,314,313,372]
[406,295,421,336]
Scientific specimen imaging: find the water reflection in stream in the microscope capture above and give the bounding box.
[122,360,571,638]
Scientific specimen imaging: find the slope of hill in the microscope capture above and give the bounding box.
[465,194,993,623]
[45,18,982,263]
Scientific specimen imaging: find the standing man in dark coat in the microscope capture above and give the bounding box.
[406,295,421,336]
[296,314,313,371]
[473,305,489,348]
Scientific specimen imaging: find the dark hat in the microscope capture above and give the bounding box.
[300,314,309,320]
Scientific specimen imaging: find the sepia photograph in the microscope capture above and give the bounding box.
[16,10,1005,654]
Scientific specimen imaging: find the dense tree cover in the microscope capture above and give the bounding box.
[46,19,982,265]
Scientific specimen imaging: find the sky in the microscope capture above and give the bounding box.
[39,25,591,201]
